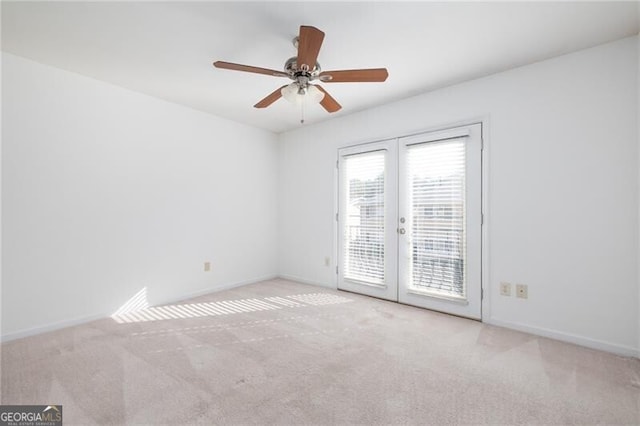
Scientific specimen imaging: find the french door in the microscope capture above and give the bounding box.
[337,124,482,319]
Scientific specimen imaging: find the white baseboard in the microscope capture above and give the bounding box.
[486,317,639,358]
[0,311,111,343]
[1,274,278,343]
[277,274,336,289]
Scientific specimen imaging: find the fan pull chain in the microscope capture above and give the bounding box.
[300,100,305,124]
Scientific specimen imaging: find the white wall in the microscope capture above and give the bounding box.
[278,36,639,356]
[1,53,279,339]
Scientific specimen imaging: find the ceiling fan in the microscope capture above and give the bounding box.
[213,25,388,120]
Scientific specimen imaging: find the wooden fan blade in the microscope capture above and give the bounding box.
[213,61,289,78]
[319,68,388,83]
[315,85,342,113]
[297,26,325,71]
[254,85,288,108]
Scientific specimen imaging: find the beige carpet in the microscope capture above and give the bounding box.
[2,278,639,425]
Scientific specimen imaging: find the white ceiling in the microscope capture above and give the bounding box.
[2,1,638,133]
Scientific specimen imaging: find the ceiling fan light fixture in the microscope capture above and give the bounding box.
[281,82,300,104]
[281,83,324,105]
[306,84,325,103]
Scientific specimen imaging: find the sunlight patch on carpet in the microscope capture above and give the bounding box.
[111,292,352,324]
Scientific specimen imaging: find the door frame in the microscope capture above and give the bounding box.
[333,118,491,322]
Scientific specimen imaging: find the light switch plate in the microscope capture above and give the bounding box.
[500,282,511,296]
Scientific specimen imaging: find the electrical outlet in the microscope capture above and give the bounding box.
[516,284,528,299]
[500,282,511,296]
[324,257,330,267]
[204,261,211,272]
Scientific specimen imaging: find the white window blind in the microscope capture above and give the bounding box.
[343,151,386,285]
[407,139,466,298]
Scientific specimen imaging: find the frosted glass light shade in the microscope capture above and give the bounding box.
[306,84,325,103]
[281,83,324,105]
[281,83,300,103]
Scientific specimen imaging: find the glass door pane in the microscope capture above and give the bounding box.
[343,151,386,285]
[338,140,397,301]
[407,139,466,298]
[398,124,482,319]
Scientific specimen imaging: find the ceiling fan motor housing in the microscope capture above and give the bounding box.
[284,56,321,87]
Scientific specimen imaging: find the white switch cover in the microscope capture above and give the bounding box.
[500,282,511,296]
